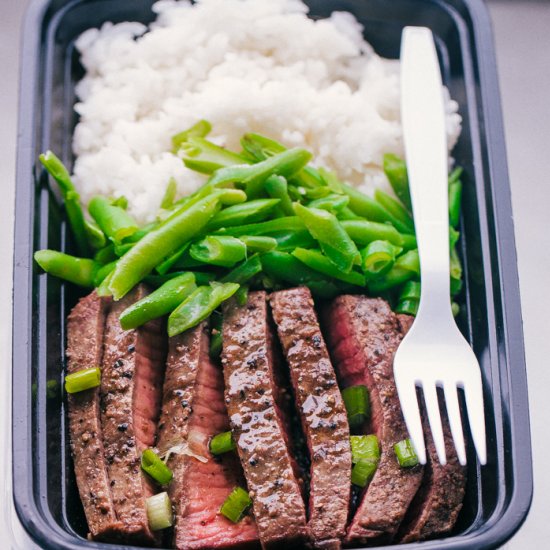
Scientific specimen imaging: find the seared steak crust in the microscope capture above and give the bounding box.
[157,323,259,550]
[270,287,351,549]
[222,291,307,548]
[323,296,423,545]
[66,291,122,540]
[396,315,466,543]
[100,285,166,545]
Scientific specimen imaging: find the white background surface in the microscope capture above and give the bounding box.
[1,0,549,547]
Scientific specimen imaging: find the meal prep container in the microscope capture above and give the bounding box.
[12,0,532,548]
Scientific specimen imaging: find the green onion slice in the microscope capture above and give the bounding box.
[210,431,236,456]
[394,438,420,468]
[351,458,378,487]
[64,367,101,394]
[350,435,380,464]
[141,449,174,485]
[146,492,173,530]
[342,385,370,429]
[220,487,252,523]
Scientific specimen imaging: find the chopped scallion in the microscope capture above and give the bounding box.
[220,487,252,523]
[342,385,370,429]
[141,449,174,485]
[350,435,380,464]
[394,438,419,468]
[64,367,101,394]
[210,431,236,456]
[146,491,173,530]
[351,458,378,487]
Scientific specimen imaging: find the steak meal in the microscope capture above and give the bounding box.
[65,286,466,549]
[36,2,471,547]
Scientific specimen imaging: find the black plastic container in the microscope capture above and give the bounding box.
[12,0,532,548]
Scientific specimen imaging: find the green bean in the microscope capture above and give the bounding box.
[114,242,134,257]
[124,222,160,244]
[160,178,178,209]
[239,236,277,253]
[401,233,418,250]
[168,282,240,337]
[367,250,420,292]
[171,119,212,153]
[261,251,343,299]
[93,261,118,287]
[395,281,421,316]
[97,270,114,296]
[241,132,325,189]
[206,199,280,231]
[34,250,98,287]
[449,227,460,249]
[374,190,415,234]
[110,195,128,209]
[190,236,247,268]
[452,302,460,317]
[94,244,117,265]
[340,220,404,248]
[209,311,223,358]
[179,137,249,174]
[88,195,139,244]
[84,219,107,249]
[108,194,221,300]
[341,183,413,233]
[271,229,316,252]
[221,254,263,284]
[155,243,190,275]
[337,207,362,221]
[292,248,366,287]
[240,132,285,161]
[383,153,412,211]
[145,271,215,288]
[361,240,401,277]
[317,167,344,194]
[264,175,294,216]
[450,247,463,296]
[235,285,249,306]
[303,186,332,200]
[308,194,350,215]
[294,203,359,273]
[39,151,90,256]
[449,177,463,228]
[449,166,463,185]
[215,216,306,237]
[207,148,312,197]
[120,272,197,330]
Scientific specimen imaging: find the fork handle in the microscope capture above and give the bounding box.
[400,27,453,319]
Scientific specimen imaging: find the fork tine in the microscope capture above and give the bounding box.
[462,372,487,465]
[396,379,426,464]
[422,383,446,465]
[443,381,467,466]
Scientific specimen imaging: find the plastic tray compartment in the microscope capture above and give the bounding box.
[12,0,532,549]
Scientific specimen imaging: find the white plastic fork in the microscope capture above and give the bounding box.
[394,27,487,467]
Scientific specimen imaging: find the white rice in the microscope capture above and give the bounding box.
[72,0,461,224]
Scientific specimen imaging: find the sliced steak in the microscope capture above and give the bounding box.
[396,315,467,543]
[100,284,166,545]
[323,296,423,545]
[156,322,259,550]
[270,287,351,549]
[222,291,307,548]
[66,291,123,540]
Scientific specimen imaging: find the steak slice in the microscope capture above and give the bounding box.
[222,291,307,548]
[156,323,259,550]
[269,287,351,549]
[396,315,467,543]
[66,291,123,540]
[100,284,166,545]
[323,296,423,545]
